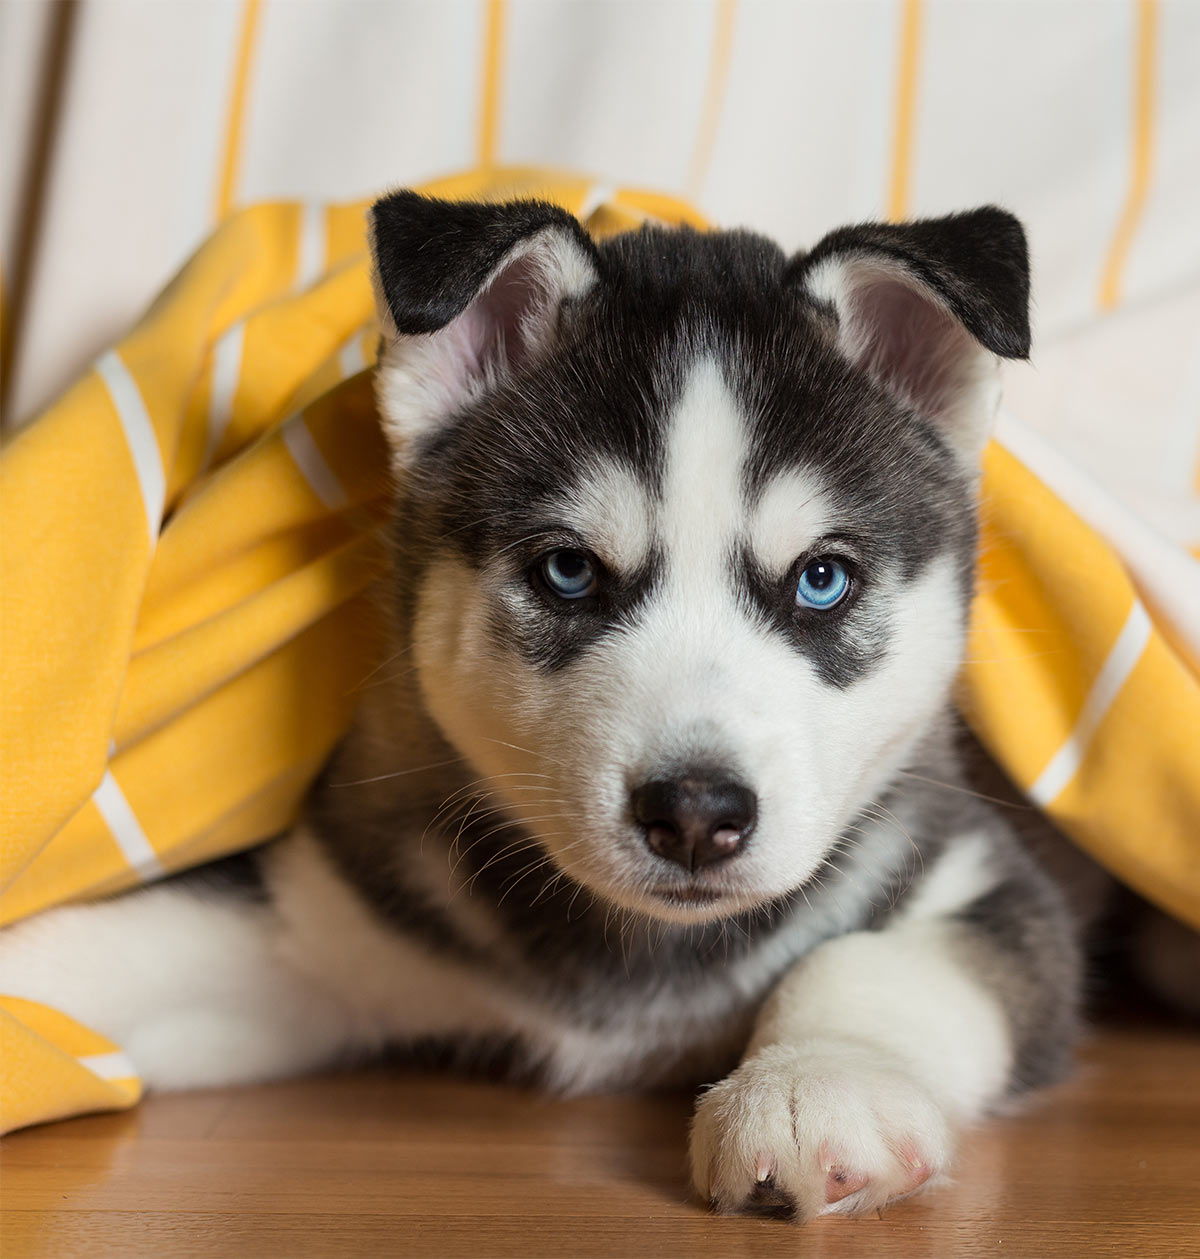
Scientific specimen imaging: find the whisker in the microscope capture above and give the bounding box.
[449,812,569,883]
[329,755,469,787]
[475,735,576,776]
[350,640,418,691]
[895,769,1031,811]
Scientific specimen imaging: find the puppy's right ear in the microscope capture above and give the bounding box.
[368,192,600,459]
[792,207,1030,462]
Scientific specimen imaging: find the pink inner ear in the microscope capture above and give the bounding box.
[376,229,593,447]
[455,251,550,381]
[847,274,979,423]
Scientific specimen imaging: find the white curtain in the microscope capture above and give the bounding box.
[3,0,1198,562]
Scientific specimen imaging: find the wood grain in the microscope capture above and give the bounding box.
[2,1023,1198,1258]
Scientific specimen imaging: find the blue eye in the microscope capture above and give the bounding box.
[795,558,850,610]
[540,549,598,599]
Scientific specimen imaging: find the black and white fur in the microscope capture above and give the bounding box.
[3,194,1095,1217]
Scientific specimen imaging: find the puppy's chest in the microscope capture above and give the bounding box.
[483,970,760,1092]
[270,832,787,1090]
[316,914,765,1091]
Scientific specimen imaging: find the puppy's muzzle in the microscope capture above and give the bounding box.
[631,775,757,872]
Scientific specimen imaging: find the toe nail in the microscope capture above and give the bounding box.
[901,1159,933,1192]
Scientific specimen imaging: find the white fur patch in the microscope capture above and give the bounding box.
[0,877,354,1090]
[550,460,654,573]
[749,468,834,574]
[693,919,1014,1215]
[658,356,748,571]
[896,830,998,923]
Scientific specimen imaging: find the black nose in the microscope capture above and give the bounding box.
[631,775,757,872]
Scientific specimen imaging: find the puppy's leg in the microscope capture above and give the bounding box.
[690,840,1079,1219]
[0,849,357,1091]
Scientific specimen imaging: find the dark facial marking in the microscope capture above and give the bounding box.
[735,544,889,688]
[486,536,664,673]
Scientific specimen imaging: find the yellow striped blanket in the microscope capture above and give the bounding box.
[2,167,1197,1134]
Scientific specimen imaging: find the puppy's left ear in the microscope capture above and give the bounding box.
[369,191,600,460]
[792,208,1030,461]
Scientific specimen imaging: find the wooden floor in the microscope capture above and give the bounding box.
[2,1022,1198,1259]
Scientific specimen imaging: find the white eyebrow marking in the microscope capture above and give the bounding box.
[552,460,653,573]
[749,468,834,575]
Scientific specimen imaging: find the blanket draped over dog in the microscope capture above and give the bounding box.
[2,168,1197,1134]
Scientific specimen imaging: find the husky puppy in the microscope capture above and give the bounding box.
[1,193,1085,1219]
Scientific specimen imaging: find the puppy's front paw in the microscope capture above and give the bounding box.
[689,1042,952,1220]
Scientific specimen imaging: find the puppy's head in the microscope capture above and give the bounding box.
[368,192,1029,924]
